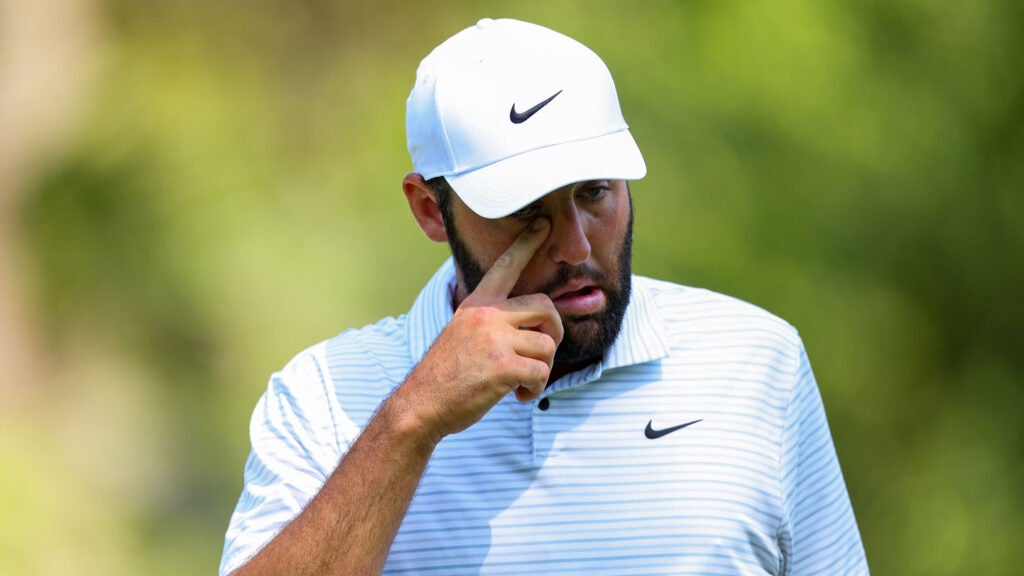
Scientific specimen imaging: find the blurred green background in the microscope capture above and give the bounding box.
[1,0,1021,574]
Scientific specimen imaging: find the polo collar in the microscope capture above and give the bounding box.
[407,258,669,383]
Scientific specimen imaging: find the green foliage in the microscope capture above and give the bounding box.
[8,0,1022,573]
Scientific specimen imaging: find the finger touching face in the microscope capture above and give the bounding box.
[465,217,550,305]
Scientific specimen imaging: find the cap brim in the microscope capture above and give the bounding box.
[445,129,646,219]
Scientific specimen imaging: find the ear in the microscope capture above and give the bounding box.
[403,172,449,243]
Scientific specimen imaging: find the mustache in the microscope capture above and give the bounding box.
[535,263,609,296]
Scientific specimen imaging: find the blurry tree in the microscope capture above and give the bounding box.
[0,0,101,409]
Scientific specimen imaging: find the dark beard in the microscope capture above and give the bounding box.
[444,207,633,367]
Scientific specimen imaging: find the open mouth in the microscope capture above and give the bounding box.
[551,285,605,315]
[553,286,598,301]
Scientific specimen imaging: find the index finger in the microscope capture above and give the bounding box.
[468,217,550,304]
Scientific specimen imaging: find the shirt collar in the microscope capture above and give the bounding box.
[407,257,458,364]
[407,257,670,382]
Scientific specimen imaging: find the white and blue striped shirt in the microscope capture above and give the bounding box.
[221,258,868,575]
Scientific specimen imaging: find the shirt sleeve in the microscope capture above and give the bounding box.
[778,346,869,575]
[219,344,351,576]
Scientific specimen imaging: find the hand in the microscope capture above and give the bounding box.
[395,218,563,441]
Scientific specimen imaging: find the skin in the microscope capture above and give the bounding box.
[231,173,633,575]
[409,174,634,380]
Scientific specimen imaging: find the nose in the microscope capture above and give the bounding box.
[547,204,591,266]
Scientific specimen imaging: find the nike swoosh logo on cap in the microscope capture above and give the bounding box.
[510,90,563,124]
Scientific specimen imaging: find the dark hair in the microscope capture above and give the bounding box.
[425,176,455,229]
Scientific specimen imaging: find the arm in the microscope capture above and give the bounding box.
[231,218,560,576]
[230,388,435,576]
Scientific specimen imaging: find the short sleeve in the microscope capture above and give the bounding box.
[219,344,351,576]
[778,346,869,575]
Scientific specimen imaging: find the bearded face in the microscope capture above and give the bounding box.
[436,179,634,367]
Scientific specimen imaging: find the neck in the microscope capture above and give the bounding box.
[548,356,599,386]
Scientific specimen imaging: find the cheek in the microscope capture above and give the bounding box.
[468,225,529,272]
[587,202,631,262]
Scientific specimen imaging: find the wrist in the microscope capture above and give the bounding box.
[376,385,444,452]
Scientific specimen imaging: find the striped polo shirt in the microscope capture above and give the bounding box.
[221,258,868,575]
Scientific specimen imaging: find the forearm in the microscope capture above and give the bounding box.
[231,220,559,575]
[233,393,436,576]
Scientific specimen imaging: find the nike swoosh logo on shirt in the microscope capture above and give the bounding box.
[509,90,563,124]
[644,419,703,439]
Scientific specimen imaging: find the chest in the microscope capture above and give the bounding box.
[384,365,788,575]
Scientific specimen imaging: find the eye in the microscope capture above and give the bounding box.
[577,182,610,203]
[509,203,542,221]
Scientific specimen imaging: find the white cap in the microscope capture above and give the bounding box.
[406,18,646,219]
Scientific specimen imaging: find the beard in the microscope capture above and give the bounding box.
[445,206,633,367]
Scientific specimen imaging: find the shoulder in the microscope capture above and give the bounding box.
[259,314,414,440]
[635,275,805,363]
[321,314,408,358]
[313,315,417,423]
[270,314,411,402]
[637,276,798,332]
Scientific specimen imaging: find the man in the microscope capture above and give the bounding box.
[221,18,868,575]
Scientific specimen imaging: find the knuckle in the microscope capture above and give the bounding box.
[528,362,550,386]
[488,346,507,366]
[520,293,549,307]
[491,253,514,271]
[463,305,497,326]
[541,334,558,358]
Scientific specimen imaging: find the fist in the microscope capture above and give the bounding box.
[399,217,563,440]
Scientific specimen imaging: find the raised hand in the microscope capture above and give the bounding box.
[397,217,564,441]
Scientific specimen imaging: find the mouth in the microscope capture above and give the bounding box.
[549,281,606,316]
